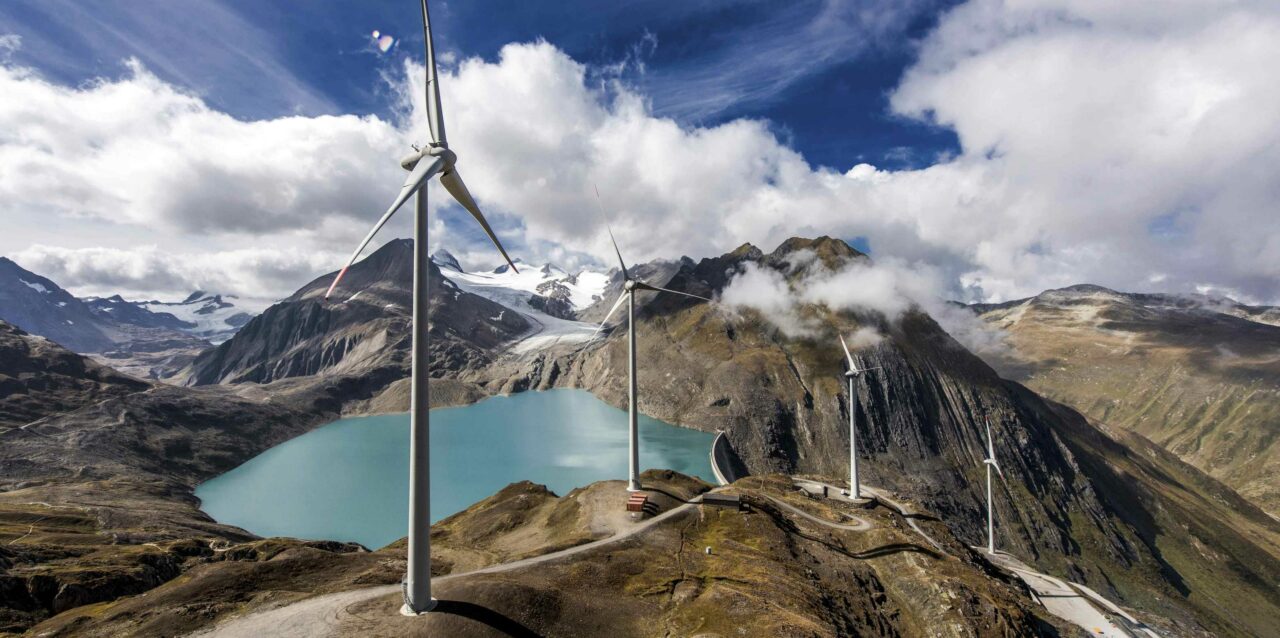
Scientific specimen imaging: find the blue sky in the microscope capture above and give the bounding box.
[0,0,959,172]
[2,0,1277,307]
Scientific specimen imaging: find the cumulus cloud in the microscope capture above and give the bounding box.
[718,254,939,335]
[717,248,1010,359]
[0,58,403,234]
[5,0,1280,309]
[13,244,335,308]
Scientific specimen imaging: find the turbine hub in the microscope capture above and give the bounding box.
[399,145,457,172]
[845,370,859,378]
[624,279,636,291]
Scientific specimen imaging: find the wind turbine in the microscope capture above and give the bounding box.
[983,418,1005,554]
[838,334,880,500]
[323,0,518,616]
[592,189,711,492]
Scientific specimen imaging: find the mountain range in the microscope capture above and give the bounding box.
[0,258,258,380]
[2,239,1279,636]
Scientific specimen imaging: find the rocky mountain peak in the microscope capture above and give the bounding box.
[539,262,567,278]
[727,242,764,260]
[491,258,525,275]
[766,236,868,273]
[431,249,463,272]
[0,256,115,352]
[290,239,414,303]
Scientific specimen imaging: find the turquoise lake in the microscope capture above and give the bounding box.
[195,389,715,549]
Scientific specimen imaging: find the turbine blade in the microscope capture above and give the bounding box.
[440,169,518,273]
[324,156,444,298]
[593,185,628,278]
[633,281,711,302]
[419,0,446,145]
[838,334,856,369]
[592,291,629,340]
[986,419,996,459]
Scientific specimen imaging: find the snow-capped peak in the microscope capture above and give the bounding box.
[431,250,464,273]
[539,263,568,278]
[490,258,525,275]
[139,291,254,344]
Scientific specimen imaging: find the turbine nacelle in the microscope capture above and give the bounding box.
[400,146,457,172]
[624,279,637,291]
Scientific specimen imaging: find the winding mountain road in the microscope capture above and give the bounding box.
[194,446,1160,638]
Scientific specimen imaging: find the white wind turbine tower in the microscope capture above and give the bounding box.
[983,417,1005,554]
[592,190,711,492]
[838,334,880,499]
[323,0,518,616]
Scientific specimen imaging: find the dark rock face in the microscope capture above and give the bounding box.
[530,280,575,320]
[187,239,530,386]
[431,249,464,273]
[0,257,114,352]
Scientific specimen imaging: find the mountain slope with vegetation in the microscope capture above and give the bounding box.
[476,238,1280,637]
[969,284,1280,516]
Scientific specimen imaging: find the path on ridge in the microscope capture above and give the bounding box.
[189,495,705,638]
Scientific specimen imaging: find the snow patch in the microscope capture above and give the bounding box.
[442,265,607,354]
[19,279,49,294]
[139,292,253,344]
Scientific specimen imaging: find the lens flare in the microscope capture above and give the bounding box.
[377,35,395,52]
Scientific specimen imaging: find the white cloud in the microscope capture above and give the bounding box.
[5,1,1280,310]
[12,244,335,308]
[717,262,813,337]
[0,34,19,57]
[717,248,1009,357]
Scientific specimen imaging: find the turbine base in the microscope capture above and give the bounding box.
[400,598,438,616]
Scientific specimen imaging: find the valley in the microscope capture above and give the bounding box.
[1,238,1279,636]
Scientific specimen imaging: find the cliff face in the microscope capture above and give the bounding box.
[969,284,1280,516]
[473,237,1280,638]
[187,239,530,386]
